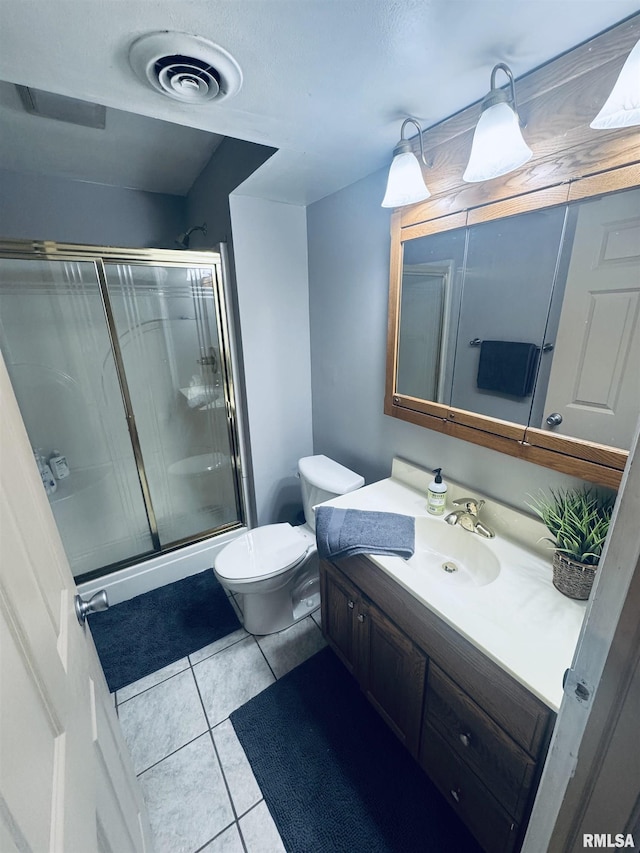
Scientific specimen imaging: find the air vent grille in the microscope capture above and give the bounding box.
[16,85,106,128]
[153,55,221,102]
[129,32,242,105]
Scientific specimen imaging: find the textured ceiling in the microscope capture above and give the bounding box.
[0,1,637,204]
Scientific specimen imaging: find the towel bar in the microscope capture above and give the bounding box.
[469,338,554,352]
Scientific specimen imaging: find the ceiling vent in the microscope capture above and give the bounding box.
[129,32,242,104]
[16,85,106,128]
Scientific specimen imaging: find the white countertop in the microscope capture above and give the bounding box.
[319,461,587,712]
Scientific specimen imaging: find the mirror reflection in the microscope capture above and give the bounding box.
[395,185,640,451]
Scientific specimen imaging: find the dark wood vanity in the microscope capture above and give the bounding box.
[320,555,555,853]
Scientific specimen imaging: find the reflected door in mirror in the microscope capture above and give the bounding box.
[397,267,449,402]
[543,188,640,449]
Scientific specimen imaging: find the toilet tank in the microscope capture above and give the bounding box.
[298,455,364,531]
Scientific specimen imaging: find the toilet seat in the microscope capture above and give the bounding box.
[215,523,311,584]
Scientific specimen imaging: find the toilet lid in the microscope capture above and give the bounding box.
[215,523,310,583]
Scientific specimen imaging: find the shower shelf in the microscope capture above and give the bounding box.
[48,465,111,504]
[179,386,225,410]
[168,452,229,477]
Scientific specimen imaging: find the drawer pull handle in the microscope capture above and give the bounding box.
[348,600,354,609]
[450,788,461,803]
[357,613,365,622]
[459,732,472,748]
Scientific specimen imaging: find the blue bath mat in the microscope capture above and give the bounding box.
[89,570,240,692]
[231,647,482,853]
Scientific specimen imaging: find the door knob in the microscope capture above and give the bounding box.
[75,590,109,625]
[546,412,563,427]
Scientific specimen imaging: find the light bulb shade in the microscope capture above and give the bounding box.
[381,151,431,208]
[463,101,532,183]
[590,39,640,129]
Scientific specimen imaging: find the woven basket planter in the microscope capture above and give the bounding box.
[552,551,597,600]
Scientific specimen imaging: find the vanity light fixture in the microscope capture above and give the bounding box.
[590,39,640,129]
[463,62,532,183]
[381,118,431,208]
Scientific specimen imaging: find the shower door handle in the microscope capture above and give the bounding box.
[75,590,109,625]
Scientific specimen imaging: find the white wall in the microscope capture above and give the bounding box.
[229,194,313,525]
[307,167,588,512]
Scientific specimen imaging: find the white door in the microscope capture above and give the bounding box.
[542,188,640,448]
[0,352,151,853]
[523,413,640,852]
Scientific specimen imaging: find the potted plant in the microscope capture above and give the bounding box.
[528,488,615,600]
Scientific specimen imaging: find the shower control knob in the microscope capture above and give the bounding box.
[546,412,563,427]
[75,590,109,626]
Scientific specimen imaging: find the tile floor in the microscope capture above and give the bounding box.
[114,594,326,853]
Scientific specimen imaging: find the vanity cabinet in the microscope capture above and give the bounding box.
[319,555,555,853]
[320,558,427,754]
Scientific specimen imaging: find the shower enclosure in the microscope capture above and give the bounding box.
[0,242,245,581]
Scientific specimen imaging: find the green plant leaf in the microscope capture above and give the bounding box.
[526,487,615,565]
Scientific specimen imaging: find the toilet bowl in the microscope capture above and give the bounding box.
[214,455,364,635]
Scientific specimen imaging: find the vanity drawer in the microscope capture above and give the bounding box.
[420,722,518,853]
[424,664,535,820]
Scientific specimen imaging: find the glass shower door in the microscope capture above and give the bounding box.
[102,261,242,547]
[0,258,155,575]
[0,247,244,580]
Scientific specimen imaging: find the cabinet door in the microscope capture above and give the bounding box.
[359,600,427,756]
[320,560,359,676]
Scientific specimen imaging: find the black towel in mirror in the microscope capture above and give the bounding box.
[476,340,540,397]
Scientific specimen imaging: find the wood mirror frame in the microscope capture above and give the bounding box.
[385,14,640,490]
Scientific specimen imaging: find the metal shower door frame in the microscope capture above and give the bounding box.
[0,239,247,581]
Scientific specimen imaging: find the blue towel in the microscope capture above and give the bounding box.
[315,506,415,561]
[476,340,540,397]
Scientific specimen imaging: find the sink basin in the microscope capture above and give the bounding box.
[409,517,501,587]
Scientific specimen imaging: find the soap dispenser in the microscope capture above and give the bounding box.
[49,450,70,480]
[427,468,447,515]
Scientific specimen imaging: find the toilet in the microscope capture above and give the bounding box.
[214,455,364,635]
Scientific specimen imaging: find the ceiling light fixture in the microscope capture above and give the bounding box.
[590,39,640,129]
[463,63,532,183]
[381,118,431,208]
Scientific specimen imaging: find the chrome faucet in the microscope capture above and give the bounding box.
[444,497,495,539]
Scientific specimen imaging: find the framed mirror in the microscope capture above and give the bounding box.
[384,14,640,489]
[386,180,640,488]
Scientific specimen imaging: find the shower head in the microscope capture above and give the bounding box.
[175,223,207,250]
